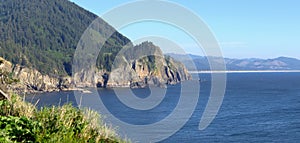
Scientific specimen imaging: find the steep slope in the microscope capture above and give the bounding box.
[73,41,191,88]
[0,0,131,76]
[0,0,191,92]
[109,42,191,87]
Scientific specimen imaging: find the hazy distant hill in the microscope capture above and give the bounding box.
[167,53,300,71]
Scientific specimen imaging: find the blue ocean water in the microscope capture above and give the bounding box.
[26,73,300,142]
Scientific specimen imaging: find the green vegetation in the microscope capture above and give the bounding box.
[1,63,127,142]
[0,0,131,76]
[122,41,163,72]
[0,95,127,143]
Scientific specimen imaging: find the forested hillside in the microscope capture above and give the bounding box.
[0,0,131,76]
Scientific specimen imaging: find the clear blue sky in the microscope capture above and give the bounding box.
[69,0,300,59]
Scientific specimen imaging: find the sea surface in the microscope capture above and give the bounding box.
[26,73,300,142]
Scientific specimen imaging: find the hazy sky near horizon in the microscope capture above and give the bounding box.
[70,0,300,59]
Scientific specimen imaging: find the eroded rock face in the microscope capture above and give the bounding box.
[72,42,191,89]
[0,42,191,93]
[0,58,69,93]
[102,42,191,88]
[12,65,59,92]
[0,57,12,72]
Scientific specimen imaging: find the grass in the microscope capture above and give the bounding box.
[0,94,128,143]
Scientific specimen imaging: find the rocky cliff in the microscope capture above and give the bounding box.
[73,42,191,89]
[1,57,62,93]
[0,42,191,93]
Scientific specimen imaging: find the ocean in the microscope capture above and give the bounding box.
[26,73,300,142]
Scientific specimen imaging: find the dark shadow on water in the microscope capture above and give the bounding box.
[99,85,181,125]
[26,91,78,109]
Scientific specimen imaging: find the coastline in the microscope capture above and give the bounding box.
[18,81,178,95]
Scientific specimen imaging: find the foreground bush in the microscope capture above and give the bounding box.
[0,95,127,143]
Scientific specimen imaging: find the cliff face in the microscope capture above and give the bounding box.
[73,42,191,89]
[1,42,191,93]
[12,65,60,92]
[1,57,62,93]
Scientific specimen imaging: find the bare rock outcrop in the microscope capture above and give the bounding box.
[72,42,191,89]
[0,42,191,93]
[0,57,67,93]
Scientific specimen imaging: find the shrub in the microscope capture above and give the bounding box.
[0,116,41,143]
[0,94,128,143]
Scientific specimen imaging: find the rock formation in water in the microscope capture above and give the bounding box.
[73,42,191,89]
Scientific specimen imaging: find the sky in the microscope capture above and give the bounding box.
[69,0,300,59]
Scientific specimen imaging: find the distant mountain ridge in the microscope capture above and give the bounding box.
[167,53,300,71]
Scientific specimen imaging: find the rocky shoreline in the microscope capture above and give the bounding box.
[1,55,191,94]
